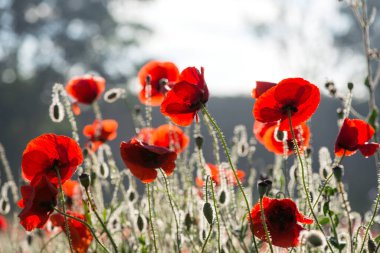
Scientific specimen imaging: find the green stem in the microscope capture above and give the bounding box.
[147,184,158,253]
[201,224,213,253]
[40,232,62,253]
[259,197,274,253]
[159,169,181,253]
[337,182,353,253]
[287,111,334,252]
[85,190,118,252]
[55,168,74,253]
[201,105,259,252]
[53,207,111,253]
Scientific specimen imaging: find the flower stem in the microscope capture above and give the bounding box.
[147,183,158,253]
[201,105,259,252]
[286,111,334,252]
[52,207,111,253]
[259,197,274,253]
[55,168,74,253]
[159,169,181,253]
[85,189,118,252]
[337,181,353,253]
[201,223,213,253]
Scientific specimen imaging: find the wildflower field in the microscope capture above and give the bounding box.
[1,0,380,252]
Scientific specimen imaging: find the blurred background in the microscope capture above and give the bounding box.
[1,0,380,213]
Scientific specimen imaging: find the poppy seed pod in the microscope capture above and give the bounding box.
[79,173,90,189]
[347,82,354,91]
[333,165,344,182]
[305,230,325,248]
[195,136,203,149]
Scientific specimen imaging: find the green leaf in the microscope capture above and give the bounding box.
[365,76,371,88]
[374,234,380,244]
[368,108,378,133]
[318,216,330,225]
[323,202,330,216]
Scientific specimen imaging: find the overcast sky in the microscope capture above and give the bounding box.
[116,0,368,98]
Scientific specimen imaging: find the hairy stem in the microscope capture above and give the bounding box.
[147,183,158,253]
[259,197,274,253]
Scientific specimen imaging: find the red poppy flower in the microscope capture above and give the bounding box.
[0,215,8,232]
[196,163,245,187]
[120,138,177,183]
[83,119,118,151]
[18,175,58,231]
[66,75,105,105]
[249,196,313,248]
[251,81,276,99]
[62,180,80,198]
[138,61,180,106]
[136,127,155,143]
[254,121,310,155]
[21,134,83,185]
[161,67,209,126]
[51,211,93,253]
[151,124,190,154]
[335,118,380,157]
[253,78,320,131]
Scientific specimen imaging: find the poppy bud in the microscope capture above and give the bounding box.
[82,148,89,157]
[333,165,344,182]
[368,237,376,253]
[127,188,138,203]
[195,136,203,149]
[134,105,141,115]
[184,213,192,231]
[79,173,90,189]
[347,82,354,91]
[306,147,313,157]
[0,198,10,215]
[305,230,325,248]
[27,234,33,245]
[203,202,213,225]
[258,179,272,198]
[325,81,336,96]
[275,128,286,142]
[137,215,145,232]
[49,102,65,123]
[237,142,249,157]
[98,162,109,179]
[104,88,125,103]
[218,190,228,205]
[337,108,344,119]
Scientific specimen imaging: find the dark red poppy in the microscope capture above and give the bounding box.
[251,81,276,99]
[196,163,245,187]
[51,211,93,253]
[151,124,190,154]
[253,78,320,131]
[249,196,313,248]
[18,175,58,231]
[120,138,177,183]
[136,127,155,143]
[335,118,380,157]
[254,121,310,155]
[22,134,83,185]
[0,215,8,232]
[83,119,118,151]
[138,61,180,106]
[161,67,209,126]
[66,75,105,105]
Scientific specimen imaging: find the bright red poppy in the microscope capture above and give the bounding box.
[120,138,177,183]
[83,119,118,151]
[51,211,93,253]
[253,78,320,131]
[138,61,180,106]
[0,215,8,232]
[18,175,58,231]
[251,81,276,99]
[151,124,190,154]
[254,121,310,155]
[21,134,83,185]
[196,163,245,187]
[62,180,80,198]
[249,196,313,248]
[335,118,380,157]
[161,67,209,126]
[66,75,105,105]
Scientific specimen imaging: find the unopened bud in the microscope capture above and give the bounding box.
[337,108,344,119]
[134,105,141,115]
[368,237,376,253]
[203,202,213,225]
[258,179,272,198]
[306,230,325,248]
[184,213,192,231]
[79,173,90,189]
[333,165,344,182]
[137,215,145,232]
[104,88,125,103]
[195,136,203,149]
[347,82,354,91]
[0,198,10,214]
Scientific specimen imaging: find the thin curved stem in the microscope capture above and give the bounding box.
[85,189,118,252]
[287,111,334,253]
[147,183,158,253]
[259,197,274,253]
[40,232,62,253]
[55,168,74,253]
[201,224,213,253]
[337,182,353,253]
[52,207,111,253]
[159,169,181,253]
[201,105,259,252]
